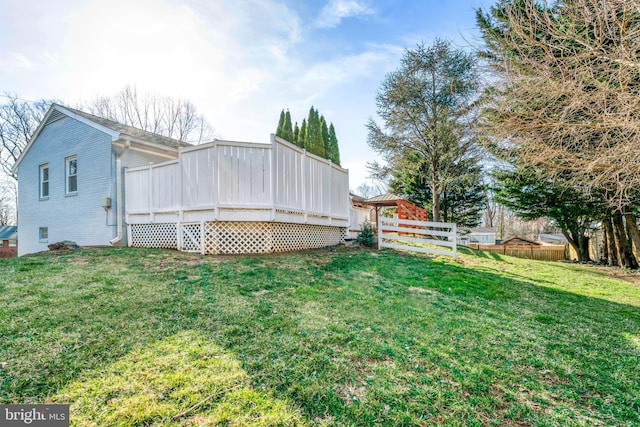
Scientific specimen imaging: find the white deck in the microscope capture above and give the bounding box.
[125,135,350,228]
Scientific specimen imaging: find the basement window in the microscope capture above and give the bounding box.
[39,227,48,242]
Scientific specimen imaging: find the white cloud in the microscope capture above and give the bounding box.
[316,0,374,29]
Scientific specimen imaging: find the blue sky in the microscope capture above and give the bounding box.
[0,0,493,191]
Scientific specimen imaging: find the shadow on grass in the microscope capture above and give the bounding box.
[1,247,640,425]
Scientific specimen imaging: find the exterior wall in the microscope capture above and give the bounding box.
[17,116,114,255]
[348,206,372,239]
[467,232,496,245]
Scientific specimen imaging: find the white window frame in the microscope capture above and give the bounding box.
[39,163,49,199]
[39,227,48,242]
[65,155,77,195]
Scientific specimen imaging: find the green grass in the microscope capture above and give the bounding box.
[1,246,639,426]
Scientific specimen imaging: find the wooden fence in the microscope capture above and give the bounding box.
[466,244,566,261]
[378,216,457,259]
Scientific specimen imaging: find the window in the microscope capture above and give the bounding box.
[39,164,49,198]
[39,227,48,241]
[8,240,16,247]
[66,156,77,194]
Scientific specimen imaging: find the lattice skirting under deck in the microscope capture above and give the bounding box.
[129,221,345,254]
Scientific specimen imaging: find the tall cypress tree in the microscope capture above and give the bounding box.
[276,109,285,138]
[299,118,307,148]
[283,110,294,142]
[328,123,340,165]
[293,122,300,147]
[320,116,330,159]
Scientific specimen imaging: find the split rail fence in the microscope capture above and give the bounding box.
[124,136,350,254]
[378,216,457,259]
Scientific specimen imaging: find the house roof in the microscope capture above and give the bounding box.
[0,226,17,240]
[62,105,188,150]
[12,104,187,173]
[468,227,496,234]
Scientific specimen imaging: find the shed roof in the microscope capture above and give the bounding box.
[501,236,541,246]
[0,226,17,240]
[365,193,403,207]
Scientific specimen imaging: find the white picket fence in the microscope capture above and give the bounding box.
[378,216,457,259]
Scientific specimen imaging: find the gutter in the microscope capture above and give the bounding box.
[110,139,130,245]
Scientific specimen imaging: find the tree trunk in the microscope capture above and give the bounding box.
[624,208,640,259]
[612,211,638,269]
[600,225,609,264]
[431,182,441,223]
[603,215,618,267]
[578,234,591,262]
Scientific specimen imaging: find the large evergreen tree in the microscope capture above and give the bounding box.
[367,39,481,222]
[389,153,484,227]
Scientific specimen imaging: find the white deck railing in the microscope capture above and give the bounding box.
[125,135,350,227]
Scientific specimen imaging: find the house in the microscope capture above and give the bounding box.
[12,104,185,256]
[459,227,497,246]
[348,193,373,239]
[0,225,17,258]
[14,104,350,256]
[501,236,541,246]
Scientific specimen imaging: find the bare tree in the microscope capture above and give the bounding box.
[356,182,386,199]
[0,94,54,177]
[83,85,215,144]
[477,0,640,208]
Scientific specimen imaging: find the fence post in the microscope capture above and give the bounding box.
[377,214,383,250]
[452,223,457,259]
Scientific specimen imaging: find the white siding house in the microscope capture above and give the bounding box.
[14,105,351,257]
[13,105,182,256]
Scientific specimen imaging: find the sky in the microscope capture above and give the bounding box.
[0,0,493,192]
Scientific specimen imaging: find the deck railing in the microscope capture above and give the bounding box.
[125,135,350,227]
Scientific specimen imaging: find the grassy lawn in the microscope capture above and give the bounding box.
[1,246,639,426]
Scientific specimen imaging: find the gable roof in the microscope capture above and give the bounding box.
[501,236,541,246]
[12,104,188,173]
[0,226,17,240]
[62,106,187,150]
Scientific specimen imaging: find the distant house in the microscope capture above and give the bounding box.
[0,225,17,258]
[501,236,541,246]
[538,233,568,245]
[348,193,373,239]
[459,227,497,246]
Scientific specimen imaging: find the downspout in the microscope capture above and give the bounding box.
[110,140,130,245]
